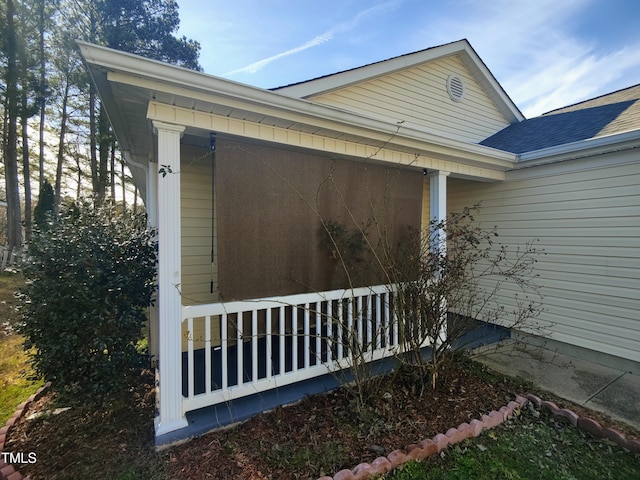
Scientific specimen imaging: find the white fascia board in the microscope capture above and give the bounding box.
[514,129,640,167]
[79,41,516,169]
[275,40,470,97]
[456,47,525,124]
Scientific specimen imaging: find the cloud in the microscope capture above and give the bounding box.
[224,0,402,76]
[224,32,334,76]
[418,0,639,117]
[518,45,640,116]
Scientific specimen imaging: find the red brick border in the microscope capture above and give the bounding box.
[524,394,640,455]
[0,382,50,480]
[317,394,640,480]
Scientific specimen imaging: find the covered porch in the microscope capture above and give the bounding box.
[150,120,508,443]
[77,41,518,443]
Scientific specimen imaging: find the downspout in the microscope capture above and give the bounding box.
[123,152,149,202]
[123,152,158,365]
[123,151,157,228]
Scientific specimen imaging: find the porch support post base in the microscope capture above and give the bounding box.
[154,415,189,437]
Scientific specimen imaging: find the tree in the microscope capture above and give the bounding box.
[2,0,22,251]
[1,0,201,235]
[36,0,58,190]
[33,179,55,230]
[87,0,201,204]
[16,0,42,242]
[95,0,201,70]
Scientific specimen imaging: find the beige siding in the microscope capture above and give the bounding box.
[448,157,640,362]
[310,56,511,143]
[180,146,218,306]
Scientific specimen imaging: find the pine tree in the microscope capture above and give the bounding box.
[33,180,55,231]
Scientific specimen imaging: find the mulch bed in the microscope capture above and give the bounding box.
[5,360,639,480]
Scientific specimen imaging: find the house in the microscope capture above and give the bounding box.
[78,39,640,445]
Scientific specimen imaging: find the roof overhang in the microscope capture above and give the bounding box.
[78,41,519,199]
[514,129,640,168]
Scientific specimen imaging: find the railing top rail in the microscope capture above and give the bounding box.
[182,284,395,320]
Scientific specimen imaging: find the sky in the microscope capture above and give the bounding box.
[177,0,640,118]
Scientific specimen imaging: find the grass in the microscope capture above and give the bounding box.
[385,404,640,480]
[0,272,44,424]
[263,439,348,475]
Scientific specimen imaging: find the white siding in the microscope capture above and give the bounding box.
[180,146,218,306]
[448,156,640,363]
[310,56,511,143]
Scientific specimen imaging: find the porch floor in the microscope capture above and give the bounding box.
[156,320,509,446]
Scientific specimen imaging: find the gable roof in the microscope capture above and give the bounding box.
[274,39,524,124]
[480,84,640,154]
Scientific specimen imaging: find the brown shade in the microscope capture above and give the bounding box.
[216,139,422,300]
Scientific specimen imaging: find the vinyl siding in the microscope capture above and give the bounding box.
[180,146,218,306]
[309,55,511,143]
[448,156,640,362]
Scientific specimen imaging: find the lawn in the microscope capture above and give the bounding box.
[0,273,43,424]
[385,403,640,480]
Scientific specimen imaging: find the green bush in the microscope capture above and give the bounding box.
[19,201,157,400]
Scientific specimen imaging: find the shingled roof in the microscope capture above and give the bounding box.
[480,83,640,154]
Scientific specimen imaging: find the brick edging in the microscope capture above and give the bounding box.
[0,382,50,480]
[317,393,640,480]
[523,394,640,454]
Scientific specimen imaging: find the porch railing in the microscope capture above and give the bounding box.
[181,284,402,414]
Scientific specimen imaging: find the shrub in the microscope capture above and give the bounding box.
[319,206,544,396]
[19,201,157,401]
[391,206,544,390]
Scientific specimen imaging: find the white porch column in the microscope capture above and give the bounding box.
[153,121,188,436]
[429,170,450,254]
[428,170,450,346]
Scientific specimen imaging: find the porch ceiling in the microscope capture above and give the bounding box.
[80,41,518,199]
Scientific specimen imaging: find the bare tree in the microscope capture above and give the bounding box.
[3,0,23,251]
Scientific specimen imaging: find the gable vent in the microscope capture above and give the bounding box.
[446,74,465,102]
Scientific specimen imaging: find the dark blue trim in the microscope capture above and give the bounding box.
[156,319,509,446]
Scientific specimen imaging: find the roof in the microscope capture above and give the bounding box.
[480,84,640,154]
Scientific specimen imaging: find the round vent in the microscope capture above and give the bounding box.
[446,74,465,102]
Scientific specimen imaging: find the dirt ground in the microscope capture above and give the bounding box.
[6,360,638,480]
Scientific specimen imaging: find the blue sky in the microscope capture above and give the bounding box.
[177,0,640,118]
